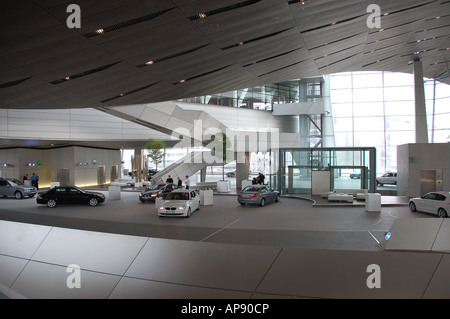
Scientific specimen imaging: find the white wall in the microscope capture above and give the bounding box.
[397,143,450,197]
[0,146,121,188]
[0,108,168,142]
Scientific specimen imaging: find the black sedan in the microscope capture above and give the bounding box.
[139,183,179,202]
[37,186,105,208]
[238,185,280,207]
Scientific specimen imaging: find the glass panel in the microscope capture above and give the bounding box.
[352,72,383,88]
[384,86,414,101]
[383,72,414,86]
[331,103,353,117]
[385,116,415,131]
[384,101,415,116]
[333,117,353,131]
[353,102,384,117]
[330,89,353,103]
[330,73,352,89]
[353,117,384,132]
[353,88,384,102]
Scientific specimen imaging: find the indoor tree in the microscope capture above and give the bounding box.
[145,138,165,171]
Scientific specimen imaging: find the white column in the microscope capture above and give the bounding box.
[413,60,428,143]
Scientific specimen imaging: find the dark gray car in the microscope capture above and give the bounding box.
[238,185,280,207]
[0,178,38,199]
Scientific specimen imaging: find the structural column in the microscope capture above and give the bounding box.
[413,60,428,143]
[235,152,250,192]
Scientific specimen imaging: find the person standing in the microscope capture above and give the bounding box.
[258,172,265,185]
[177,176,182,188]
[166,175,174,183]
[185,175,190,189]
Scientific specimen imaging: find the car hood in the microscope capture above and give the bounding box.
[20,186,36,190]
[141,190,161,195]
[85,191,105,197]
[160,200,189,206]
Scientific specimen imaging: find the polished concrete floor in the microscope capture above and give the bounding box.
[0,190,416,251]
[2,189,448,299]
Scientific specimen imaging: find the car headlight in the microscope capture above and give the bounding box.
[158,206,164,210]
[151,193,158,197]
[178,206,186,210]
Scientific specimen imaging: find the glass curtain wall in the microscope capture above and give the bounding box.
[330,71,450,175]
[180,78,323,111]
[272,147,376,196]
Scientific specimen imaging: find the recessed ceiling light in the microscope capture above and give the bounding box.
[179,79,186,83]
[65,76,70,80]
[198,13,206,19]
[145,60,154,65]
[95,29,104,34]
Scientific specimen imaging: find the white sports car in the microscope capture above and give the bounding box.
[409,191,449,218]
[157,189,200,217]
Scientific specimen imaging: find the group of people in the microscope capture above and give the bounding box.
[23,173,39,189]
[166,175,190,189]
[252,172,265,185]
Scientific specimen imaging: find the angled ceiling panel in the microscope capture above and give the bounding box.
[0,0,448,111]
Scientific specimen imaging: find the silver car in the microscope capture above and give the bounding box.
[0,178,38,199]
[158,189,200,217]
[238,185,280,207]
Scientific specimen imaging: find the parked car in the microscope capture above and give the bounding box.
[350,173,361,179]
[409,191,449,218]
[157,189,200,217]
[238,185,280,207]
[226,170,236,177]
[36,186,105,208]
[0,178,37,199]
[139,183,179,203]
[148,169,158,180]
[377,172,397,186]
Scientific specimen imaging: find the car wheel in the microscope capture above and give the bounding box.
[438,208,448,218]
[14,191,23,199]
[409,202,417,212]
[47,199,56,208]
[260,198,266,207]
[89,197,98,207]
[275,194,280,202]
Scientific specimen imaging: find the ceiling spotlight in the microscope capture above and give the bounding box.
[198,13,206,19]
[65,76,70,80]
[95,29,104,34]
[145,60,154,65]
[179,79,186,83]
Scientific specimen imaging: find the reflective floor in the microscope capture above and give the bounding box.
[0,191,448,299]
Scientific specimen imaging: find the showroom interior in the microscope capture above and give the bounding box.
[1,0,450,299]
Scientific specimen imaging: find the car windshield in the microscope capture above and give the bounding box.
[7,179,23,186]
[242,186,261,192]
[165,192,189,201]
[148,184,166,190]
